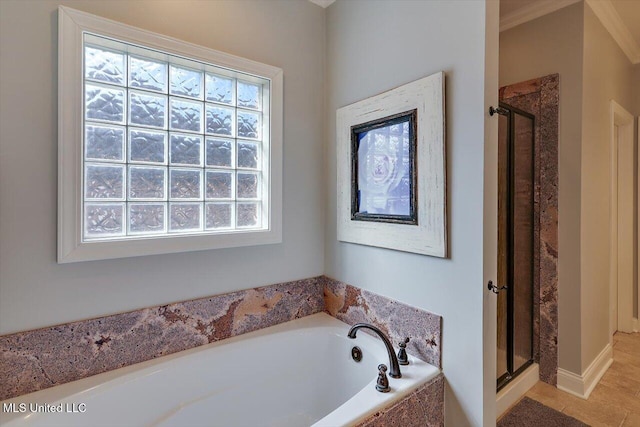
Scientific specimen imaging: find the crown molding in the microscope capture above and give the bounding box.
[500,0,640,65]
[500,0,581,32]
[585,0,640,64]
[309,0,336,8]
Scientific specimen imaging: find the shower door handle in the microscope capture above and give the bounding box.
[487,281,508,294]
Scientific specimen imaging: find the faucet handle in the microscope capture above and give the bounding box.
[375,364,390,393]
[397,337,410,365]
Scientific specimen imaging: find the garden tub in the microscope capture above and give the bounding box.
[0,313,440,426]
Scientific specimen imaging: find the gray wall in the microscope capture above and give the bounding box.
[1,0,500,424]
[0,0,326,335]
[499,2,585,374]
[325,1,493,425]
[581,2,635,371]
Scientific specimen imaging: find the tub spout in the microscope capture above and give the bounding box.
[347,323,401,378]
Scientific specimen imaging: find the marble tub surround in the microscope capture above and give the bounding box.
[0,277,325,401]
[0,276,443,403]
[323,277,442,368]
[356,374,445,427]
[499,74,559,385]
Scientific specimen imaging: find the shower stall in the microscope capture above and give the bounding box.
[496,102,535,391]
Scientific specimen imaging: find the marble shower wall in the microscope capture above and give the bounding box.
[0,276,443,401]
[499,74,559,385]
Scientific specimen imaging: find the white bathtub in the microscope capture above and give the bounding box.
[0,313,440,427]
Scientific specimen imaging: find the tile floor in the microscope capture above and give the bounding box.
[523,331,640,426]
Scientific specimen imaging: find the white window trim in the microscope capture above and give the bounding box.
[58,6,283,263]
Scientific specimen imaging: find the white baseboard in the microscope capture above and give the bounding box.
[557,343,613,399]
[496,363,539,417]
[633,317,638,332]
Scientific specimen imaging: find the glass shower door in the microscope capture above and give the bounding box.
[497,103,535,391]
[497,112,509,382]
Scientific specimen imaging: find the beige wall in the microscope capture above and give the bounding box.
[581,2,635,371]
[499,2,585,374]
[635,65,640,116]
[635,64,640,319]
[0,0,326,334]
[500,1,637,375]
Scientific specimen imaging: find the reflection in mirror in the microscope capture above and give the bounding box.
[350,110,417,225]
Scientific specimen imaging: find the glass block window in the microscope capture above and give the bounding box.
[82,34,267,241]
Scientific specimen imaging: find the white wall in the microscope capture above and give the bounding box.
[499,2,585,374]
[581,2,635,369]
[483,2,500,425]
[325,1,497,425]
[0,0,326,335]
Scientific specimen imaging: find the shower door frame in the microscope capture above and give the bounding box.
[497,101,535,392]
[498,73,559,387]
